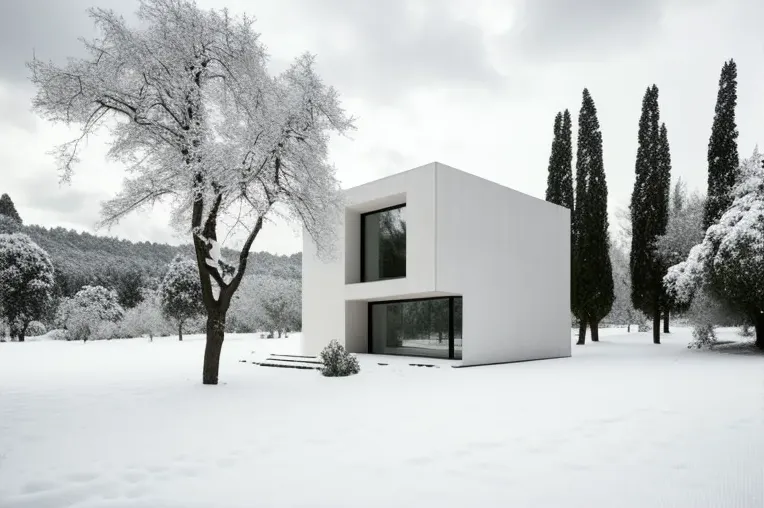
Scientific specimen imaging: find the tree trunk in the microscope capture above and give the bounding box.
[178,320,183,341]
[18,334,24,342]
[653,310,661,344]
[627,323,631,333]
[590,319,600,342]
[663,311,670,334]
[576,316,587,345]
[202,310,226,385]
[754,313,764,350]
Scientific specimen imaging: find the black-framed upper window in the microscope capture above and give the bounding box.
[361,204,406,282]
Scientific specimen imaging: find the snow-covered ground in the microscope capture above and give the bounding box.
[1,327,763,508]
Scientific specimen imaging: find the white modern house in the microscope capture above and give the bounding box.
[302,162,571,366]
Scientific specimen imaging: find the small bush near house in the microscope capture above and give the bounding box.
[26,321,47,337]
[319,340,360,377]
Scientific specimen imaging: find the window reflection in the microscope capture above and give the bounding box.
[362,206,406,282]
[370,297,462,360]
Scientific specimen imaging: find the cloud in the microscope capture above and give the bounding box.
[505,0,666,62]
[197,0,507,103]
[308,0,506,101]
[0,81,37,133]
[0,0,138,85]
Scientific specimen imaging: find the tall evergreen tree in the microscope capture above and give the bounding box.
[545,110,574,209]
[630,85,671,343]
[703,59,739,229]
[560,110,573,209]
[0,194,22,225]
[545,112,563,202]
[572,89,614,345]
[658,123,673,333]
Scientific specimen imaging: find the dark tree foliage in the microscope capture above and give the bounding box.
[115,269,145,309]
[160,256,205,341]
[630,85,671,343]
[0,215,22,234]
[0,194,22,225]
[19,224,301,300]
[657,123,673,332]
[571,89,614,345]
[704,59,739,230]
[545,110,574,209]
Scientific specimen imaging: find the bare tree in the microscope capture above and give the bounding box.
[28,0,354,384]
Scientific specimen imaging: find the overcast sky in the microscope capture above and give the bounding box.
[1,0,763,254]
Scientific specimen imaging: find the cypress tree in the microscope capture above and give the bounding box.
[0,194,22,225]
[545,112,564,204]
[630,85,670,344]
[658,123,673,333]
[560,110,574,209]
[545,110,574,209]
[703,59,739,229]
[572,89,614,345]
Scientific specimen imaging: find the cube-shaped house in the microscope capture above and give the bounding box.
[302,162,571,366]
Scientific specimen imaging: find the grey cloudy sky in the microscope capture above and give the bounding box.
[1,0,763,254]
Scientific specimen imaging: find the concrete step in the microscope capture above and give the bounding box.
[268,355,322,365]
[250,354,323,370]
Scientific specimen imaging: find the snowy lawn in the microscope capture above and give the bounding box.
[1,328,763,508]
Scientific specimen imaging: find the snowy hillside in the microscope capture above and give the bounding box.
[1,328,762,507]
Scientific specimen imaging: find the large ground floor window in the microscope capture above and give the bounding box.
[368,297,462,360]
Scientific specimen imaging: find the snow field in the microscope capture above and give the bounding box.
[0,328,762,507]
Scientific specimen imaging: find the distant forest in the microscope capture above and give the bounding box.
[21,224,301,303]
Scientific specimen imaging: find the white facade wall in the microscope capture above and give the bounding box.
[435,164,571,365]
[301,162,571,364]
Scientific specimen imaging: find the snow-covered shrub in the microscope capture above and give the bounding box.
[48,329,67,341]
[0,233,55,341]
[228,274,301,336]
[690,324,717,349]
[685,288,737,349]
[118,289,174,338]
[319,340,360,377]
[57,285,124,341]
[739,324,754,337]
[159,257,204,341]
[258,276,301,337]
[665,149,764,349]
[26,321,47,336]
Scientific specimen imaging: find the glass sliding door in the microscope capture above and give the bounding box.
[453,297,462,360]
[368,297,462,359]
